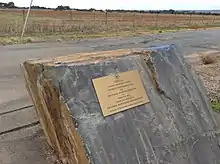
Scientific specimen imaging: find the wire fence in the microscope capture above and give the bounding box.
[1,9,220,37]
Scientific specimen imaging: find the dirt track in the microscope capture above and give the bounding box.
[1,29,220,164]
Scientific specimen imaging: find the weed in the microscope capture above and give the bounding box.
[212,100,220,113]
[26,37,32,43]
[56,39,62,42]
[200,55,216,65]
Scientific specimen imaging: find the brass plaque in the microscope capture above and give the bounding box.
[92,70,149,117]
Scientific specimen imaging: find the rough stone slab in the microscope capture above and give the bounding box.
[22,45,220,164]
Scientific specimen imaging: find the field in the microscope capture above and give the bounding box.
[1,9,220,43]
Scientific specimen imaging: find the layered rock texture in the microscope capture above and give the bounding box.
[22,45,220,164]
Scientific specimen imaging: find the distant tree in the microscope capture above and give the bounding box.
[7,2,15,8]
[0,2,5,8]
[88,8,95,12]
[55,5,70,10]
[0,2,16,8]
[31,6,47,9]
[65,6,70,10]
[169,9,175,14]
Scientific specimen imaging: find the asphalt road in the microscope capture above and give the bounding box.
[1,29,220,164]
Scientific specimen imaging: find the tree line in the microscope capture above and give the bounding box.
[0,1,220,16]
[0,2,15,8]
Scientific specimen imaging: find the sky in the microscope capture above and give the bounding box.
[1,0,220,10]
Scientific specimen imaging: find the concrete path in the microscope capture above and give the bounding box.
[1,29,220,164]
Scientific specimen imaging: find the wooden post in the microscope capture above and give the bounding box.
[115,19,118,36]
[155,13,159,27]
[70,10,73,30]
[213,15,216,24]
[94,11,96,20]
[70,10,73,22]
[175,13,177,24]
[105,11,108,30]
[21,0,34,39]
[22,9,25,23]
[202,14,205,24]
[132,13,135,29]
[189,14,192,25]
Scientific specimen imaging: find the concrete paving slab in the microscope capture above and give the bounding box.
[0,68,32,113]
[0,107,38,134]
[0,125,51,164]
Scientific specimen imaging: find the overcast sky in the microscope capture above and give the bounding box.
[1,0,220,10]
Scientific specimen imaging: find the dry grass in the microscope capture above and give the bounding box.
[0,9,220,44]
[200,54,216,65]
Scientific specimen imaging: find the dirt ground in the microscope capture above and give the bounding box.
[186,50,220,102]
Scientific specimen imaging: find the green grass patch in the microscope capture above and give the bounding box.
[212,100,220,113]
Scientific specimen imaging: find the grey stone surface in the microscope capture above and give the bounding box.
[39,44,220,164]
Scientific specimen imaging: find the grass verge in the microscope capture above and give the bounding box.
[1,24,220,45]
[0,30,152,45]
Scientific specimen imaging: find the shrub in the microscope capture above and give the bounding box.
[200,55,216,65]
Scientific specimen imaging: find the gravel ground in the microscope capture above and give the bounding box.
[186,50,220,101]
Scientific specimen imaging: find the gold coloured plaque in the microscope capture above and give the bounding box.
[92,70,149,117]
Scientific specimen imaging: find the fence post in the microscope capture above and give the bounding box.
[105,11,108,30]
[202,14,205,24]
[175,13,177,23]
[189,14,192,25]
[21,0,33,39]
[132,13,135,29]
[22,9,25,23]
[94,11,96,20]
[115,18,118,36]
[155,13,159,27]
[70,10,73,22]
[213,15,216,24]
